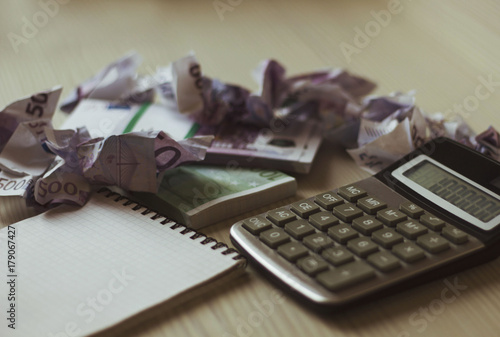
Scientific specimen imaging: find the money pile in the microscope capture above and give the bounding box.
[0,86,212,207]
[346,92,500,174]
[62,100,300,226]
[59,52,378,173]
[1,51,499,214]
[59,51,499,176]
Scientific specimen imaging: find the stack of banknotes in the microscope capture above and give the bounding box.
[129,165,296,228]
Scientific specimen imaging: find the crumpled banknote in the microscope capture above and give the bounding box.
[168,54,376,132]
[475,126,500,161]
[59,52,156,113]
[346,92,496,174]
[63,51,376,133]
[0,87,62,199]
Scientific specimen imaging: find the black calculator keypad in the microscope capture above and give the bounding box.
[241,216,272,235]
[290,199,321,218]
[328,223,359,244]
[333,203,364,222]
[347,237,379,257]
[233,181,483,302]
[376,208,407,226]
[303,233,334,252]
[266,207,297,226]
[259,228,290,248]
[309,211,339,231]
[298,255,329,276]
[277,242,309,262]
[399,201,425,218]
[441,226,469,244]
[420,213,446,231]
[352,215,383,235]
[392,242,426,262]
[321,246,354,266]
[371,228,404,248]
[316,261,375,291]
[357,196,387,214]
[367,251,401,272]
[337,185,368,202]
[416,233,450,253]
[314,192,344,210]
[396,220,428,239]
[284,219,316,239]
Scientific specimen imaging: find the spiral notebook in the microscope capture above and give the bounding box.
[0,189,246,337]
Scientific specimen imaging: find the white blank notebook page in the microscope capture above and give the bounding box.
[0,191,240,337]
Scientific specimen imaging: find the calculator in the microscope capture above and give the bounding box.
[230,137,500,307]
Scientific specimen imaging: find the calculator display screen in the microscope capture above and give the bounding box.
[392,156,500,231]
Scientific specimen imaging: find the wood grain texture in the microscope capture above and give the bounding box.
[1,1,500,336]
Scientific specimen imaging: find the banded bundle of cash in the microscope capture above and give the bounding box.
[129,165,297,229]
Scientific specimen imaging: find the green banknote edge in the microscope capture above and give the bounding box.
[185,175,296,215]
[131,171,297,228]
[187,175,296,227]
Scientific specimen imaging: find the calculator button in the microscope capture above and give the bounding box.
[309,212,339,231]
[277,242,309,262]
[396,220,428,239]
[400,201,425,218]
[321,247,354,266]
[242,216,272,235]
[372,228,404,248]
[290,199,321,218]
[377,208,407,226]
[333,203,364,222]
[337,185,368,202]
[420,214,446,231]
[392,242,426,263]
[328,224,359,244]
[316,261,375,291]
[284,219,316,239]
[297,256,329,276]
[441,226,469,244]
[259,228,291,248]
[367,251,401,272]
[347,237,379,258]
[314,192,344,210]
[416,233,450,253]
[266,207,297,226]
[357,196,387,215]
[303,233,334,252]
[352,215,383,235]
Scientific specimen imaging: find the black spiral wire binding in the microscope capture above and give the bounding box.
[97,188,245,261]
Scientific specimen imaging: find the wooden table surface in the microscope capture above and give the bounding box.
[2,1,500,336]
